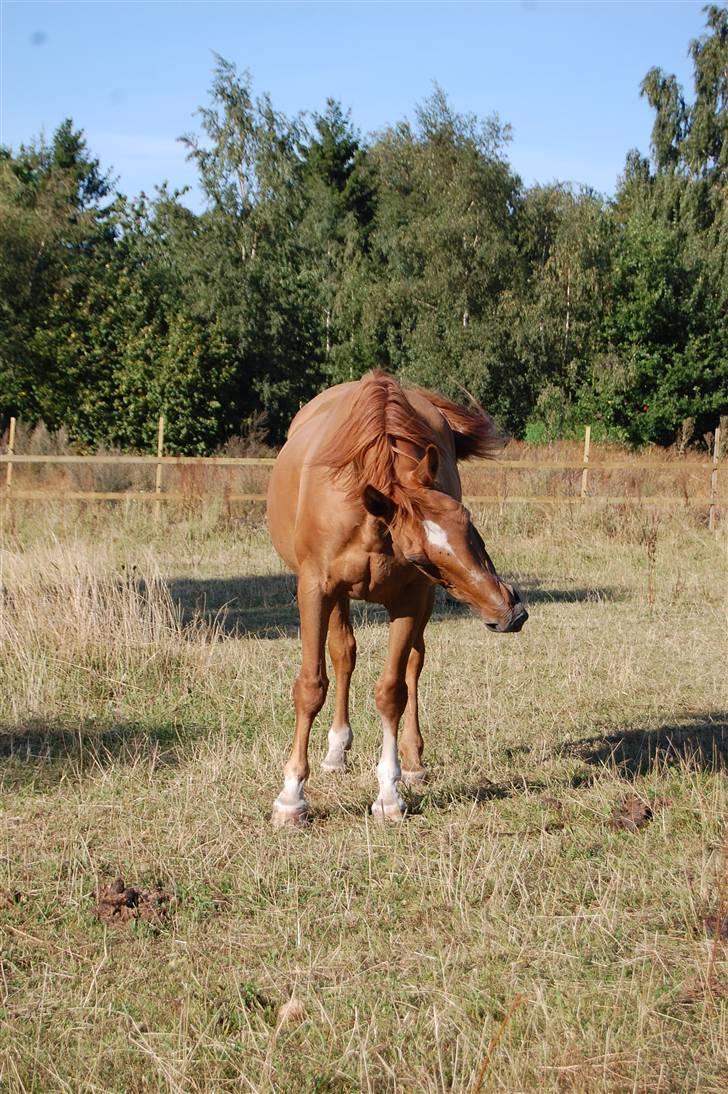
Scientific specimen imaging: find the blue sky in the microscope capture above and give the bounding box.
[1,1,710,207]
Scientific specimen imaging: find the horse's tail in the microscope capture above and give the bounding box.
[409,386,505,462]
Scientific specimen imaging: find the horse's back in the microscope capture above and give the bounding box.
[267,384,358,572]
[287,382,359,440]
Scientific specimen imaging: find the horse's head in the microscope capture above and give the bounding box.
[362,445,528,634]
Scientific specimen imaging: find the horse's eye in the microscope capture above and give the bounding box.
[407,556,440,581]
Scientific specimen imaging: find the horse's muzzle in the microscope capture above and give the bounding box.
[485,602,529,634]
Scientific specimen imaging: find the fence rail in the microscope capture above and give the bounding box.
[2,416,723,525]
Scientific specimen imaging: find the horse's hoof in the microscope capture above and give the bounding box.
[371,798,406,821]
[400,768,427,786]
[271,803,310,830]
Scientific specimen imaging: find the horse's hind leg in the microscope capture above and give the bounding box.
[272,573,333,828]
[400,587,434,786]
[321,597,356,772]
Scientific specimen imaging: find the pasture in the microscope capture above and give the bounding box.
[0,495,726,1091]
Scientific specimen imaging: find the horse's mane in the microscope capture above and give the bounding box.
[409,384,504,461]
[314,370,502,521]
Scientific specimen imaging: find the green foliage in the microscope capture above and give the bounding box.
[580,6,728,446]
[509,183,615,439]
[355,87,526,429]
[0,121,116,433]
[1,10,726,450]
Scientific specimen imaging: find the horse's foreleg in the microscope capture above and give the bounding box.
[371,611,419,820]
[400,587,434,785]
[272,573,333,828]
[399,635,426,784]
[321,597,356,772]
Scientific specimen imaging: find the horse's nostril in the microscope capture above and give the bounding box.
[508,604,528,632]
[485,603,528,633]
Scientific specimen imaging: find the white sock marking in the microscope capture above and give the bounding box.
[273,774,307,815]
[322,724,353,770]
[372,727,405,817]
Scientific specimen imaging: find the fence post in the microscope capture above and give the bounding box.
[709,424,721,532]
[580,425,591,499]
[154,415,165,522]
[4,417,16,533]
[5,416,16,498]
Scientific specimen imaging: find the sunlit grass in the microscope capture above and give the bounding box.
[0,500,726,1091]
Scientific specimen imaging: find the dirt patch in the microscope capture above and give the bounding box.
[93,878,173,928]
[609,796,653,832]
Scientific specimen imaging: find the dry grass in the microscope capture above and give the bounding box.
[0,498,726,1092]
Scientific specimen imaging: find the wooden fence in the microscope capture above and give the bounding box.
[1,416,724,530]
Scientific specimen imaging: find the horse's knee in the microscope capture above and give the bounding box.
[294,670,328,717]
[375,674,408,723]
[331,629,356,676]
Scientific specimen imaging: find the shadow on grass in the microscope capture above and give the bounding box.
[0,717,188,792]
[164,574,623,639]
[166,574,300,638]
[387,770,573,818]
[166,574,397,637]
[566,712,728,776]
[305,780,538,825]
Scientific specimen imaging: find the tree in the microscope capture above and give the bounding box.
[0,121,116,435]
[180,56,324,441]
[297,100,377,383]
[585,4,728,444]
[357,88,526,429]
[505,185,614,439]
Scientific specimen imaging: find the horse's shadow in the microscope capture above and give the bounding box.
[406,775,549,815]
[564,711,728,777]
[166,574,300,638]
[394,710,727,816]
[164,575,623,639]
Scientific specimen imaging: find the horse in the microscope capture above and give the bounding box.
[266,370,528,827]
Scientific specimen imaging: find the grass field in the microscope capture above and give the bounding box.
[0,498,726,1092]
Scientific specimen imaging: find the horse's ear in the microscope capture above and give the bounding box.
[362,484,396,523]
[412,444,439,487]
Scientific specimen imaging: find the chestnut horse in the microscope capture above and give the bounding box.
[266,371,527,826]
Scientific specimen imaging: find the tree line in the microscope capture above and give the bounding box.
[1,5,725,453]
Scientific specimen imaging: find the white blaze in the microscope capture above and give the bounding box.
[424,517,486,587]
[423,520,454,554]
